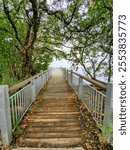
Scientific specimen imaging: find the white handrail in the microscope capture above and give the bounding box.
[0,69,52,147]
[63,69,113,126]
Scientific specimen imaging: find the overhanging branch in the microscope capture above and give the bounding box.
[2,0,24,48]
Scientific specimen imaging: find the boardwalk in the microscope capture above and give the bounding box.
[11,69,112,150]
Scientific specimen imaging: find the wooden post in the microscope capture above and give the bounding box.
[104,82,113,126]
[0,86,12,147]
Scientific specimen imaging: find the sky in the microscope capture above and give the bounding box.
[50,58,85,75]
[50,58,108,82]
[50,58,71,68]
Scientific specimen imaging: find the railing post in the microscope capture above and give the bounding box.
[46,72,48,82]
[104,82,113,126]
[44,72,46,84]
[31,79,36,101]
[70,70,73,84]
[46,71,48,81]
[68,71,70,83]
[65,70,67,80]
[78,77,84,99]
[66,70,68,81]
[49,68,52,77]
[41,72,44,86]
[0,86,12,146]
[43,72,45,84]
[66,70,69,81]
[65,69,66,79]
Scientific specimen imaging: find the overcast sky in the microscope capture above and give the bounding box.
[50,58,71,68]
[50,58,108,82]
[50,58,84,75]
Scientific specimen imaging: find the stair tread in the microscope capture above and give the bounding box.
[27,113,80,118]
[26,132,82,138]
[27,118,79,122]
[24,137,83,145]
[12,148,84,150]
[27,127,81,132]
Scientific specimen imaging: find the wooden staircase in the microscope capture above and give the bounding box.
[12,69,84,149]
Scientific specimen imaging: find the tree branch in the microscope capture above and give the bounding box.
[99,45,113,55]
[41,0,78,26]
[2,0,24,47]
[26,0,40,49]
[71,50,93,78]
[0,27,9,33]
[95,54,108,73]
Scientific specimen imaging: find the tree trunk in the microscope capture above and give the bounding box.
[21,46,37,78]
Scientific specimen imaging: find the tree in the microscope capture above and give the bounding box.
[0,0,113,84]
[2,0,41,77]
[0,0,54,82]
[39,0,113,81]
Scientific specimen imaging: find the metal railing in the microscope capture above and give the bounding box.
[63,69,113,125]
[0,69,51,146]
[10,84,32,131]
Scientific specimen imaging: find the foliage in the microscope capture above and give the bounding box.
[39,0,113,81]
[1,74,22,86]
[13,125,23,137]
[98,124,113,143]
[0,0,113,85]
[98,114,113,143]
[0,0,53,84]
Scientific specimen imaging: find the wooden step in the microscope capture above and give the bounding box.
[27,114,80,119]
[41,101,76,105]
[46,89,73,93]
[27,111,80,116]
[12,147,84,150]
[42,94,76,99]
[31,105,77,108]
[26,131,81,138]
[30,107,79,112]
[36,103,77,107]
[31,109,79,113]
[42,99,76,103]
[24,138,83,147]
[27,121,80,127]
[43,99,76,102]
[28,112,80,115]
[27,118,79,123]
[27,126,81,132]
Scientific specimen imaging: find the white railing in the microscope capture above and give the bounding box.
[0,69,51,147]
[10,84,32,131]
[63,69,113,125]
